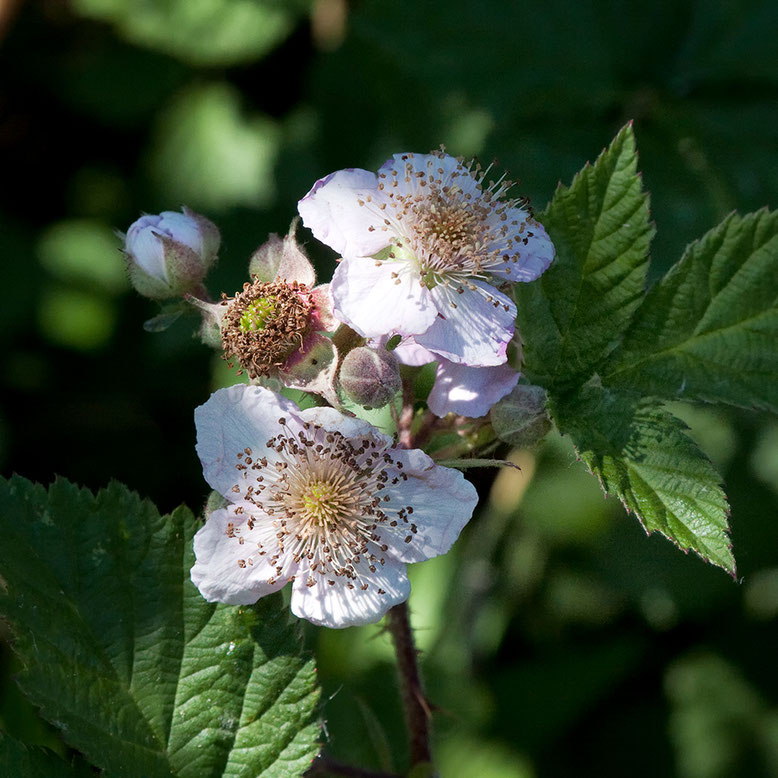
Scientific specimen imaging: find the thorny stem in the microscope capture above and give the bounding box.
[387,602,433,769]
[388,379,434,769]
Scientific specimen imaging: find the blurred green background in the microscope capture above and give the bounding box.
[1,0,778,776]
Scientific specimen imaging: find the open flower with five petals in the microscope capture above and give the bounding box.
[191,385,478,627]
[298,150,554,367]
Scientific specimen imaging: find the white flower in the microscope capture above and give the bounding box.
[122,206,219,299]
[191,384,478,628]
[298,150,554,367]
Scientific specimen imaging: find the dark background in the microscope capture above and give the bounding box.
[1,1,778,776]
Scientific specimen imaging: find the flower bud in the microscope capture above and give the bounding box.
[339,346,401,408]
[490,384,551,447]
[248,219,316,287]
[122,207,219,299]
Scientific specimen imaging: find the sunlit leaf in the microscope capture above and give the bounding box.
[552,386,734,574]
[604,209,778,412]
[38,220,128,294]
[0,477,321,777]
[37,287,116,351]
[516,123,654,390]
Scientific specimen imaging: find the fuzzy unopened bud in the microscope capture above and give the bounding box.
[122,207,219,299]
[339,346,401,408]
[490,384,551,447]
[248,219,316,286]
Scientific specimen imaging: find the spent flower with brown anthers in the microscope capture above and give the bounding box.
[190,224,339,397]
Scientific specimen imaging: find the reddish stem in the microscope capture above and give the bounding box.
[388,378,433,769]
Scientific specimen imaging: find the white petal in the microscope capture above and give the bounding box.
[297,168,391,257]
[195,385,302,498]
[378,152,480,198]
[127,226,167,279]
[298,405,392,443]
[290,555,410,628]
[377,449,478,563]
[428,360,520,418]
[416,280,517,366]
[191,506,293,605]
[488,214,555,283]
[157,210,204,254]
[330,257,438,339]
[392,338,436,367]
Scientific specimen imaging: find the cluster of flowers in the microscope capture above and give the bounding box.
[122,150,554,627]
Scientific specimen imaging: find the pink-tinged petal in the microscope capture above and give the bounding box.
[195,385,302,498]
[377,448,478,564]
[310,283,339,331]
[428,360,520,418]
[331,258,437,338]
[488,215,555,283]
[290,555,410,628]
[392,338,436,367]
[191,505,293,605]
[416,280,517,367]
[297,168,391,257]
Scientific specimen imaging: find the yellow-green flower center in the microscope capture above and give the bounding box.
[301,480,343,524]
[239,296,278,332]
[220,279,314,379]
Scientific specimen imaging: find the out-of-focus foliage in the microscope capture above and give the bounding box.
[1,0,777,776]
[72,0,310,66]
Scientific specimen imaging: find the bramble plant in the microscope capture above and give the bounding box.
[2,124,777,777]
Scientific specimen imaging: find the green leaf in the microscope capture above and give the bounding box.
[551,386,734,575]
[515,123,654,390]
[0,732,93,777]
[0,476,320,777]
[604,209,778,412]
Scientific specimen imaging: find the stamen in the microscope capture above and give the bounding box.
[367,148,533,290]
[228,418,413,591]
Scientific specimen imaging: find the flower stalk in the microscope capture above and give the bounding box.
[387,381,433,770]
[386,602,432,770]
